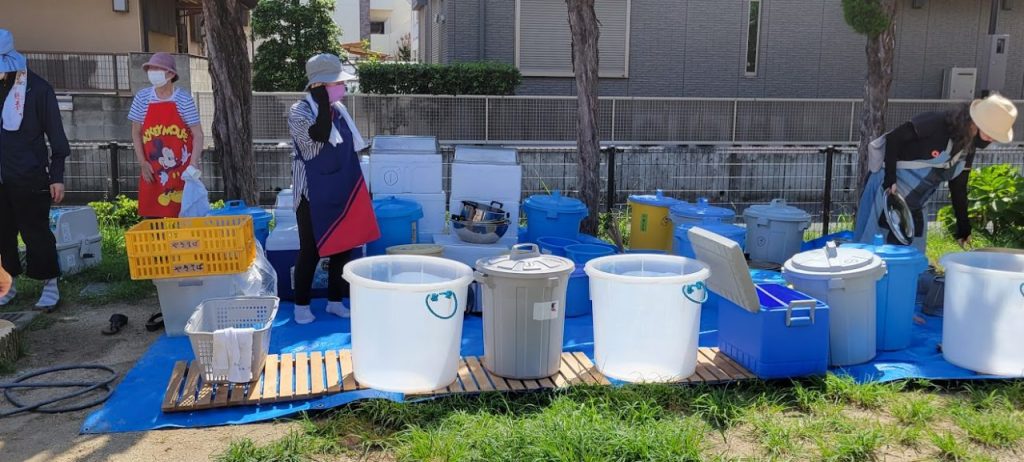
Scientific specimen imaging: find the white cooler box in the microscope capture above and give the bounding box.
[433,233,516,268]
[450,163,522,204]
[374,192,447,238]
[49,206,102,275]
[369,136,442,194]
[449,196,520,238]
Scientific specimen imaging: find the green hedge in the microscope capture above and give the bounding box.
[356,62,521,95]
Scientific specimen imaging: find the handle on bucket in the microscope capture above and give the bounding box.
[785,299,817,327]
[682,281,708,304]
[510,243,541,260]
[425,290,459,320]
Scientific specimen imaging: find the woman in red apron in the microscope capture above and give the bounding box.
[287,54,379,324]
[128,53,205,218]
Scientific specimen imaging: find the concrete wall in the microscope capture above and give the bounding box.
[432,0,1024,99]
[1,0,144,53]
[60,95,134,142]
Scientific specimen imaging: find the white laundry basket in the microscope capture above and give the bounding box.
[184,296,279,383]
[585,254,711,382]
[343,255,474,393]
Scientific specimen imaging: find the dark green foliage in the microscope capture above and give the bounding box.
[252,0,345,92]
[842,0,893,37]
[356,62,521,95]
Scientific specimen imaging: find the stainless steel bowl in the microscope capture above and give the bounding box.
[459,200,509,222]
[451,217,510,244]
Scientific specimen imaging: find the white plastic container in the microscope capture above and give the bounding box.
[783,242,887,366]
[941,252,1024,376]
[449,196,520,238]
[743,199,812,265]
[185,296,279,383]
[375,192,447,237]
[56,236,103,276]
[450,163,522,207]
[50,206,103,275]
[585,254,711,382]
[343,255,474,393]
[454,146,518,164]
[155,274,250,336]
[433,233,516,268]
[369,136,442,194]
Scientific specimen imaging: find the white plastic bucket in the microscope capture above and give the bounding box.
[585,254,710,382]
[941,252,1024,377]
[343,255,473,393]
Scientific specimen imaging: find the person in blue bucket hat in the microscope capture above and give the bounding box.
[287,54,380,324]
[0,29,70,310]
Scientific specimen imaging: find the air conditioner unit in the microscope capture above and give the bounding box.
[942,67,976,100]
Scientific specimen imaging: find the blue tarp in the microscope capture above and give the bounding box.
[81,299,995,434]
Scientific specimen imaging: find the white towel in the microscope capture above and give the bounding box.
[179,165,210,217]
[304,94,366,151]
[211,327,256,383]
[1,71,27,131]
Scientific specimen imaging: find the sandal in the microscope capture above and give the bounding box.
[145,313,164,332]
[102,314,128,336]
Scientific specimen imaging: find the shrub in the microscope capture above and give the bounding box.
[356,62,521,95]
[89,195,141,229]
[938,164,1024,247]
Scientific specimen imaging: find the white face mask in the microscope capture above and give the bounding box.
[148,70,169,87]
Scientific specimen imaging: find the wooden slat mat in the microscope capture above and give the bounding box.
[162,348,751,412]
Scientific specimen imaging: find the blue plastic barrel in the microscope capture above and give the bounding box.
[522,190,588,243]
[672,222,747,258]
[367,197,423,256]
[565,266,592,318]
[669,197,736,226]
[565,244,615,266]
[844,234,928,351]
[208,200,274,247]
[536,236,580,257]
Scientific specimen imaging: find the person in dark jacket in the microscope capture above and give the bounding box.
[854,94,1018,251]
[0,29,69,309]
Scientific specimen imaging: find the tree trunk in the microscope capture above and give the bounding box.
[854,0,897,212]
[201,0,257,204]
[567,0,601,235]
[360,0,371,41]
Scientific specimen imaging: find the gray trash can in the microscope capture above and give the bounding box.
[475,243,575,379]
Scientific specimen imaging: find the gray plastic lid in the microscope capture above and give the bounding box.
[371,135,440,154]
[787,242,879,274]
[477,243,575,278]
[688,227,761,313]
[744,199,811,222]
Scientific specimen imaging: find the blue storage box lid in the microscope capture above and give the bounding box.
[675,222,746,242]
[523,190,588,215]
[628,189,681,208]
[844,234,928,268]
[373,197,424,219]
[670,197,735,222]
[209,200,273,225]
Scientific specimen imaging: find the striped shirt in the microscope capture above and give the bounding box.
[127,87,201,126]
[288,100,326,212]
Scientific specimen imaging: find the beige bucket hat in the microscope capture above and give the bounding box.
[970,94,1017,144]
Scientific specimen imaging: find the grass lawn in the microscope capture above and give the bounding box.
[215,229,1023,462]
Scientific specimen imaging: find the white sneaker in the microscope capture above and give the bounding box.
[326,301,351,318]
[294,305,316,324]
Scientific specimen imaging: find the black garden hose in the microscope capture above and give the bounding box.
[0,365,117,417]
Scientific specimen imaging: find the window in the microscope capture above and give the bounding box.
[371,21,386,35]
[515,0,631,78]
[745,0,762,76]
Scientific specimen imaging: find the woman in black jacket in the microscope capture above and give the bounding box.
[854,94,1017,250]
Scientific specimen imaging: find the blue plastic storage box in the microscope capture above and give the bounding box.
[718,283,830,379]
[208,200,273,247]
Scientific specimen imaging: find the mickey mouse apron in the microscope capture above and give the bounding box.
[138,100,192,218]
[296,103,379,257]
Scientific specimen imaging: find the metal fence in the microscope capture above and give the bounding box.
[193,93,1024,145]
[62,142,1024,235]
[26,52,130,93]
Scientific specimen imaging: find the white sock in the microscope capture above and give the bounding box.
[293,305,315,324]
[0,280,15,305]
[326,300,350,318]
[35,278,60,309]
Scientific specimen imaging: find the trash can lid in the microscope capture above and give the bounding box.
[843,234,928,266]
[785,242,885,277]
[523,190,588,215]
[477,243,575,278]
[629,189,681,208]
[743,199,811,223]
[208,200,273,224]
[670,197,735,221]
[373,197,425,219]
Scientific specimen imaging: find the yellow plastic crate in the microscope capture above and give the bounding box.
[125,216,256,280]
